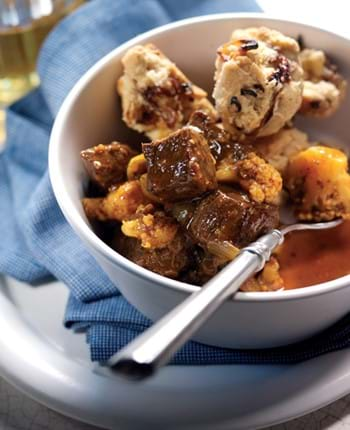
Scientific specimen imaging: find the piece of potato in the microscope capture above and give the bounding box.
[285,146,350,221]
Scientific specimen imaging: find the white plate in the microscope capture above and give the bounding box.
[0,276,350,429]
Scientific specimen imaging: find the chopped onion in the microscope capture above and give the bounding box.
[207,240,239,262]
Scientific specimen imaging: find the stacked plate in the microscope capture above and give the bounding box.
[1,276,350,429]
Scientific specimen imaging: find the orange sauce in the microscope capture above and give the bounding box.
[277,220,350,290]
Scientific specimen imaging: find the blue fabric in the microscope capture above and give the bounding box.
[2,0,350,364]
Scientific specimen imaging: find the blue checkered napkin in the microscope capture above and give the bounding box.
[2,0,350,364]
[66,295,350,363]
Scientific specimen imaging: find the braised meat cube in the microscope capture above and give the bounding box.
[188,112,282,204]
[171,190,279,249]
[182,248,227,285]
[188,111,249,161]
[117,44,216,140]
[182,242,239,285]
[142,126,217,202]
[81,142,137,191]
[82,180,151,222]
[184,249,284,290]
[113,230,192,279]
[285,146,350,221]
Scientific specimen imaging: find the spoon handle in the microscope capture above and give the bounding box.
[108,230,283,380]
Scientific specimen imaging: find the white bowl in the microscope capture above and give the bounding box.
[49,13,350,349]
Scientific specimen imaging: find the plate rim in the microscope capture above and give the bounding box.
[1,276,350,430]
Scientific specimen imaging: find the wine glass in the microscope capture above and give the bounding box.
[0,0,85,145]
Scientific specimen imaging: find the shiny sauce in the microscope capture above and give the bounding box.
[277,220,350,290]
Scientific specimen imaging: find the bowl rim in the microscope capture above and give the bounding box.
[49,12,350,303]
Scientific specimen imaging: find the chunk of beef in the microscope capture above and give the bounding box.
[188,111,250,161]
[171,190,279,249]
[81,142,137,191]
[113,230,192,279]
[142,126,217,202]
[182,245,283,290]
[181,247,226,285]
[188,112,282,204]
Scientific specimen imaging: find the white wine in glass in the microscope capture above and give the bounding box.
[0,0,85,144]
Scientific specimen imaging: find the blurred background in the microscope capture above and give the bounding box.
[0,0,85,144]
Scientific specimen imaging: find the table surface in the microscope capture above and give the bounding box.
[1,375,350,429]
[2,1,350,429]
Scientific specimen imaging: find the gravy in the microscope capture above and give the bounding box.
[277,220,350,290]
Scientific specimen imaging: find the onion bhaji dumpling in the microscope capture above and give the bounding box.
[254,127,312,175]
[299,48,347,117]
[213,27,303,139]
[285,146,350,221]
[117,44,216,140]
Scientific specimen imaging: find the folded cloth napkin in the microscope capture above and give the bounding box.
[2,0,350,364]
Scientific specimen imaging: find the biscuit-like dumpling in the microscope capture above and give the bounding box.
[118,44,216,140]
[254,127,312,175]
[299,48,347,117]
[213,27,303,139]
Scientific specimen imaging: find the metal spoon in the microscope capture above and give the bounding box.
[107,219,342,380]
